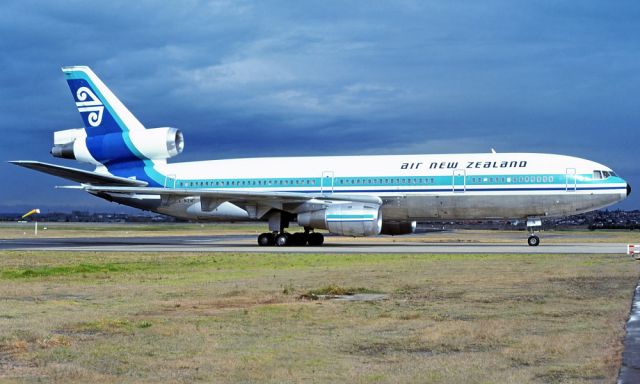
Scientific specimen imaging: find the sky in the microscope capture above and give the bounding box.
[0,0,638,212]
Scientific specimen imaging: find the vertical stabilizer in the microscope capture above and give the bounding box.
[62,66,146,136]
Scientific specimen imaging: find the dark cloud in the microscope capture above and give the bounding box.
[1,0,638,210]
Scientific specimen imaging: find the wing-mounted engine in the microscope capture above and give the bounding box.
[380,221,417,235]
[51,127,184,165]
[297,202,382,236]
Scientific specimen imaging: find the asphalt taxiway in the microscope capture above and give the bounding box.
[0,235,630,254]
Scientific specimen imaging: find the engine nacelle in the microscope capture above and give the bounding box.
[380,221,417,235]
[51,127,184,165]
[297,203,382,237]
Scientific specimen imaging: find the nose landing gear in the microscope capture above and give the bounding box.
[526,218,542,246]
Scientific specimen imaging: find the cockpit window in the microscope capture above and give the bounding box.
[593,170,616,179]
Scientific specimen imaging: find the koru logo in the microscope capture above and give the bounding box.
[75,87,104,127]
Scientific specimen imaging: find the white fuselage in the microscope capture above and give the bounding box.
[110,152,628,222]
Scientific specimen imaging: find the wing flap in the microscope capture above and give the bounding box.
[10,161,148,187]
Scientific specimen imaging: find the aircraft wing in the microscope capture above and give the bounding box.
[81,185,383,205]
[9,161,149,187]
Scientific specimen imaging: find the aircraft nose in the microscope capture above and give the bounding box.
[628,183,632,197]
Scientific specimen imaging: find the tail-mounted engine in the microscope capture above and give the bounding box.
[297,203,382,236]
[51,127,184,165]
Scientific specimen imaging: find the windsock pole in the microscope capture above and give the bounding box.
[21,209,40,236]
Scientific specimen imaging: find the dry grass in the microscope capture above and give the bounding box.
[0,250,636,383]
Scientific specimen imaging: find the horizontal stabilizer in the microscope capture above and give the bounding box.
[9,161,148,186]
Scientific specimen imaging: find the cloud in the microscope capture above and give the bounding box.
[1,0,639,210]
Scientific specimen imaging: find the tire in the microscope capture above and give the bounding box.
[275,233,290,247]
[290,233,308,246]
[308,232,324,246]
[527,235,540,247]
[258,233,275,246]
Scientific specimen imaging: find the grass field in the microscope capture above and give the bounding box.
[0,250,637,383]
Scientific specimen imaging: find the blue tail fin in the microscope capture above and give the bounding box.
[62,66,146,137]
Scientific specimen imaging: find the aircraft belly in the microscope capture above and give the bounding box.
[382,192,624,220]
[92,192,162,212]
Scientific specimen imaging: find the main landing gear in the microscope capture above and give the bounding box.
[258,212,323,246]
[526,217,542,247]
[257,231,324,247]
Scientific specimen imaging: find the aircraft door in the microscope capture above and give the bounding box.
[452,169,466,193]
[165,174,177,188]
[565,168,576,192]
[321,171,334,194]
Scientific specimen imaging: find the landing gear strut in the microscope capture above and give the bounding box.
[526,218,542,247]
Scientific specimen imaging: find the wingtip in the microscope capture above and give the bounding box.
[9,160,35,165]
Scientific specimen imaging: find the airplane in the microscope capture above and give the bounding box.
[11,66,631,247]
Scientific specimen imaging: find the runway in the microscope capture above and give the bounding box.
[0,235,630,254]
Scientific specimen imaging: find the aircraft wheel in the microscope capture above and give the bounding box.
[527,235,540,247]
[308,232,324,246]
[258,233,275,246]
[290,233,308,246]
[275,233,290,247]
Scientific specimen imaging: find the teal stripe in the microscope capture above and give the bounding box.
[172,174,624,189]
[326,214,375,219]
